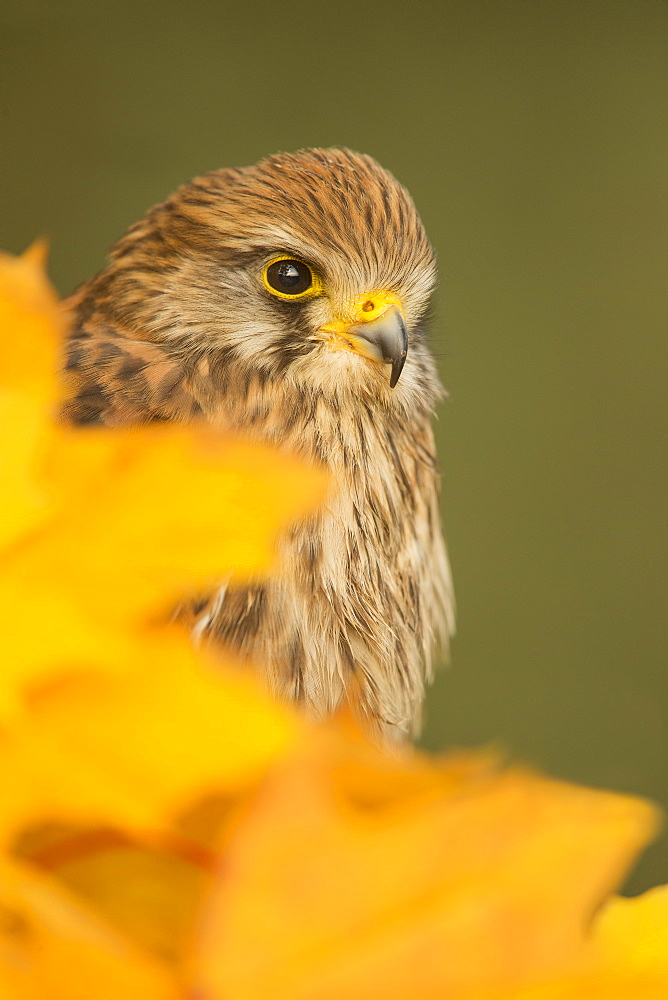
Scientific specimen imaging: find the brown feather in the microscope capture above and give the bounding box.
[61,147,455,741]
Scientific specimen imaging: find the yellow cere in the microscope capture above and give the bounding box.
[320,290,405,353]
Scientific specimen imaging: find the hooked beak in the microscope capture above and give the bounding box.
[346,305,408,388]
[321,296,409,388]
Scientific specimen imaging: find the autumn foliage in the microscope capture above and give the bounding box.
[1,245,667,998]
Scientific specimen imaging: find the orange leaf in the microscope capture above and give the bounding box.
[0,856,177,1000]
[14,824,212,965]
[192,747,658,1000]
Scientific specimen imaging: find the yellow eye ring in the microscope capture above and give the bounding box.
[262,255,323,300]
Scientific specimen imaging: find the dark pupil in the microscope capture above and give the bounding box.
[268,259,312,295]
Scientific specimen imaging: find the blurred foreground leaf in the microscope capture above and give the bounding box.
[192,743,660,999]
[0,246,329,718]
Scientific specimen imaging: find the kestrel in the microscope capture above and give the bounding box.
[62,148,454,740]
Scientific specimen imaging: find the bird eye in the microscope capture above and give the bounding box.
[263,257,320,299]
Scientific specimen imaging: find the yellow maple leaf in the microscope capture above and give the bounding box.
[0,425,328,717]
[0,242,62,400]
[13,424,330,626]
[0,629,297,842]
[0,246,329,717]
[0,244,63,554]
[0,391,52,555]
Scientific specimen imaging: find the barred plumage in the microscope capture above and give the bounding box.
[61,147,454,740]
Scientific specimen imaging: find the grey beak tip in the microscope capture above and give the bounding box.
[347,304,409,387]
[390,351,407,388]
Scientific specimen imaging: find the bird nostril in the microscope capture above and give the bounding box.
[362,300,375,313]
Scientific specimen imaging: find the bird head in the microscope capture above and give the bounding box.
[89,148,438,406]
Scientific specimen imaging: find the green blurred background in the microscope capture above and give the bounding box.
[3,0,665,890]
